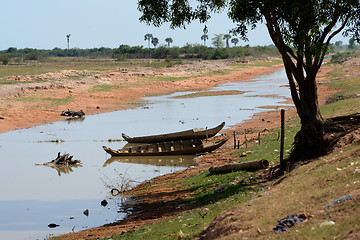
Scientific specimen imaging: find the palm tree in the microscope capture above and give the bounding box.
[223,34,231,48]
[66,34,71,50]
[212,34,224,48]
[231,38,239,47]
[165,37,173,48]
[152,37,159,48]
[201,34,209,46]
[144,33,153,49]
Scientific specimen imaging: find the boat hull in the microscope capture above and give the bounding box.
[122,122,225,143]
[103,138,228,156]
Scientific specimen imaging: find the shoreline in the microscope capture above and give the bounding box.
[0,60,339,239]
[54,63,338,239]
[0,62,283,134]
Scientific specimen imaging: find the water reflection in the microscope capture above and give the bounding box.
[36,164,83,176]
[103,155,197,168]
[64,117,85,123]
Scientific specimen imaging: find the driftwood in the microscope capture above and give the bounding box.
[36,152,81,166]
[209,159,269,174]
[35,153,82,176]
[61,109,85,118]
[50,152,81,165]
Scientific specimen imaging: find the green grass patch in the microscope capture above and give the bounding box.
[201,69,231,76]
[141,69,231,84]
[0,58,154,81]
[145,59,183,68]
[229,59,283,69]
[321,64,360,117]
[41,96,72,106]
[233,121,300,166]
[90,84,121,92]
[13,96,72,106]
[172,90,245,99]
[115,170,261,240]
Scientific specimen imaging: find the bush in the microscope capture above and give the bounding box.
[0,55,11,65]
[24,51,39,60]
[330,51,359,64]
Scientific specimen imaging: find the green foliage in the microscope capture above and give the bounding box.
[231,38,239,47]
[0,45,279,63]
[144,33,153,49]
[90,84,120,92]
[151,37,159,48]
[330,51,360,64]
[212,34,225,48]
[165,37,173,47]
[0,54,11,65]
[24,51,40,60]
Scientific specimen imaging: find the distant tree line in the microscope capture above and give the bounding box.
[0,45,281,64]
[1,37,357,65]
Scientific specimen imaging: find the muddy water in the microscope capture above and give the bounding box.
[0,69,291,239]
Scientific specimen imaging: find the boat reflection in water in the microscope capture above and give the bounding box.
[103,154,197,168]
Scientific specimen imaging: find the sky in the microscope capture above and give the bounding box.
[1,0,349,50]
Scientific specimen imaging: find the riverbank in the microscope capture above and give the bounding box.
[50,59,345,239]
[3,57,356,239]
[0,59,282,134]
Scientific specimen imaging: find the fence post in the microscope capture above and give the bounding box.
[244,129,248,148]
[233,131,236,149]
[280,109,286,174]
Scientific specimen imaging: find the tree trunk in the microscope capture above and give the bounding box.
[209,159,269,174]
[288,73,326,163]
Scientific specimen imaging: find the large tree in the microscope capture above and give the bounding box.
[223,34,231,48]
[231,37,239,47]
[138,0,360,168]
[66,34,71,50]
[165,37,173,47]
[152,37,159,48]
[212,34,225,48]
[144,33,153,49]
[201,34,209,46]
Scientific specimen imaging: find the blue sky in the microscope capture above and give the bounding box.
[1,0,348,50]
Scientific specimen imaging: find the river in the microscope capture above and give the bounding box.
[0,69,291,239]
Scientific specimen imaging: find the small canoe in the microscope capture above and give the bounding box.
[102,138,228,156]
[122,122,225,143]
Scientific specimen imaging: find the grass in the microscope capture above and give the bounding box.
[229,59,283,69]
[140,69,233,87]
[171,90,245,99]
[321,64,360,117]
[90,84,121,92]
[0,58,170,81]
[100,59,360,240]
[117,171,261,240]
[13,96,72,106]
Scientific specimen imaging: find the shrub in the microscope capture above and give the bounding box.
[0,55,11,65]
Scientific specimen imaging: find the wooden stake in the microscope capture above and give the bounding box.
[280,109,285,173]
[233,131,236,149]
[244,129,248,148]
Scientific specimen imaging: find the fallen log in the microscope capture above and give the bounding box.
[209,159,269,174]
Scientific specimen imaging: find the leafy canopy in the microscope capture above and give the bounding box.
[138,0,360,62]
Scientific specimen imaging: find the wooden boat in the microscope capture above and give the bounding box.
[122,122,225,143]
[102,138,228,156]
